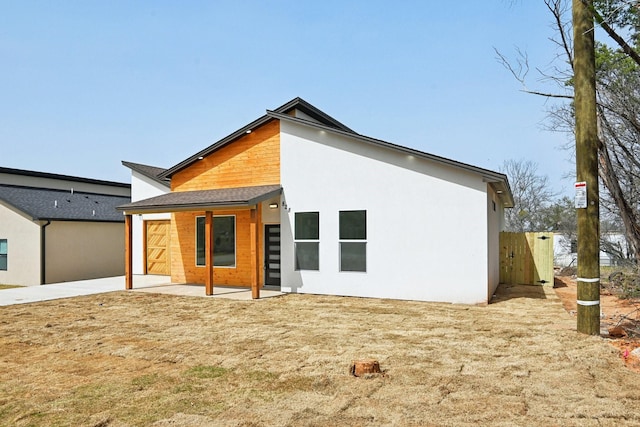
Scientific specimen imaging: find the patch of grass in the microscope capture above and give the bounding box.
[131,373,162,390]
[0,284,22,290]
[183,365,229,379]
[272,375,316,393]
[245,370,277,382]
[172,382,204,394]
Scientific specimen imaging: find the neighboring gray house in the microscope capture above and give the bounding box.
[0,167,131,286]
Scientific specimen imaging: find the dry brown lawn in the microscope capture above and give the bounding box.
[1,283,639,426]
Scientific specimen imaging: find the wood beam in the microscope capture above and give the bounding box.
[125,214,133,290]
[205,211,214,296]
[250,207,260,299]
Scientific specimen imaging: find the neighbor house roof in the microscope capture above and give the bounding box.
[0,184,130,222]
[121,161,170,188]
[159,97,355,179]
[117,185,282,214]
[267,110,515,207]
[0,166,130,188]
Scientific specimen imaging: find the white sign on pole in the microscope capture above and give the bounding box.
[575,181,587,208]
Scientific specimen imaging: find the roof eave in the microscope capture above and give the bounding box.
[485,180,515,208]
[159,115,275,179]
[121,161,171,188]
[117,187,282,215]
[269,110,515,204]
[280,97,356,133]
[35,217,125,223]
[159,97,357,180]
[119,201,252,215]
[0,167,130,188]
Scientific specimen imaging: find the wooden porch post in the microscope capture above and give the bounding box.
[125,214,133,290]
[250,207,260,299]
[205,211,214,296]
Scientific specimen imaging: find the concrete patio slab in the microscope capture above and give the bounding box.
[131,284,285,300]
[0,275,169,306]
[0,275,284,306]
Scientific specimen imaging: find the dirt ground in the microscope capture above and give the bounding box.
[1,283,640,426]
[553,275,640,372]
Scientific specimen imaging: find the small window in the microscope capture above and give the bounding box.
[295,212,319,240]
[195,216,236,267]
[339,210,366,239]
[295,212,319,270]
[0,239,6,271]
[339,210,366,272]
[340,242,366,272]
[295,242,319,270]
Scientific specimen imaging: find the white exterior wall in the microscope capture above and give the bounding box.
[0,203,41,286]
[554,232,629,267]
[486,187,504,299]
[261,195,281,225]
[279,121,491,304]
[130,171,170,274]
[45,221,124,283]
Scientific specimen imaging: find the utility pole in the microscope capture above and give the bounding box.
[573,0,600,335]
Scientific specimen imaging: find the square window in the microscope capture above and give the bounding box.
[295,242,319,271]
[340,242,366,272]
[339,210,366,240]
[295,212,319,240]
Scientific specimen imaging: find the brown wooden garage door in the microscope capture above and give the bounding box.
[145,220,171,275]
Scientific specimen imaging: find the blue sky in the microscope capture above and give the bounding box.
[2,1,575,195]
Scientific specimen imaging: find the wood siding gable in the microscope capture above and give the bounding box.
[171,120,280,192]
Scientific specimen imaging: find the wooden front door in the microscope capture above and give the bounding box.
[145,220,171,275]
[264,224,281,286]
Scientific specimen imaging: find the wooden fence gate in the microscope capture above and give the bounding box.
[500,232,554,285]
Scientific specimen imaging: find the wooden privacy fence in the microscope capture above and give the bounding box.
[500,232,554,285]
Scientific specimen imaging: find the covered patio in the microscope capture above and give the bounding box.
[117,185,282,299]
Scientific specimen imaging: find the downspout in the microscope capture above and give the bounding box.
[40,220,51,285]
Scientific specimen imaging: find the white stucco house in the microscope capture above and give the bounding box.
[0,167,131,286]
[554,232,631,268]
[119,98,514,304]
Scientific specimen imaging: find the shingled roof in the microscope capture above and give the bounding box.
[117,185,281,214]
[0,185,130,222]
[0,166,130,188]
[121,161,170,188]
